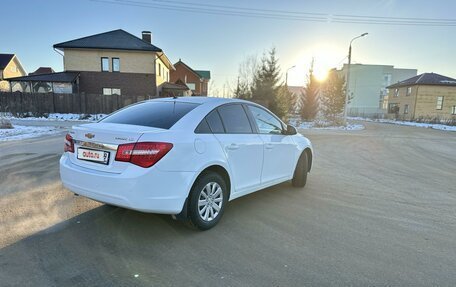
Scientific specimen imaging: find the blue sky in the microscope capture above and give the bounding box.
[2,0,456,94]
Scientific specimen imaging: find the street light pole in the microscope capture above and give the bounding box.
[343,32,368,124]
[286,65,296,86]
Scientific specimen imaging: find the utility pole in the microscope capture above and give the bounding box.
[286,65,296,86]
[343,33,368,124]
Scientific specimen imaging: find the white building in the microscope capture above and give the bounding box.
[338,64,417,117]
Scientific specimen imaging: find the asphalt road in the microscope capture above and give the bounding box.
[0,122,455,286]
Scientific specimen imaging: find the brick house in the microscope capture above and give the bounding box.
[0,54,26,91]
[386,73,456,120]
[53,29,174,99]
[170,59,210,96]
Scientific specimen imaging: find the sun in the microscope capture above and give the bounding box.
[313,68,329,82]
[289,43,345,85]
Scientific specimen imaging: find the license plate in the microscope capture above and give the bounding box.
[77,148,110,165]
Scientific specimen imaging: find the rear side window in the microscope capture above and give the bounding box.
[217,104,253,134]
[206,110,225,133]
[195,118,211,133]
[101,101,198,129]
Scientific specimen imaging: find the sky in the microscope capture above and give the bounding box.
[2,0,456,96]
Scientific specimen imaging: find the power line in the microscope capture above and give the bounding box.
[90,0,456,26]
[91,0,328,22]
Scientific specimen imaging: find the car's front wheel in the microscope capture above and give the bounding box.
[188,172,228,230]
[292,152,308,188]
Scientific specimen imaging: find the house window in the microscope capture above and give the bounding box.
[436,96,444,110]
[158,63,161,76]
[103,88,121,95]
[394,88,399,97]
[187,82,196,90]
[406,87,411,96]
[112,58,120,72]
[388,103,399,114]
[451,106,456,115]
[404,104,409,114]
[101,57,109,72]
[383,74,392,87]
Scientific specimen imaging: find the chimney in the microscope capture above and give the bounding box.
[142,31,151,43]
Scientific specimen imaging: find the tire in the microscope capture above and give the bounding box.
[188,172,228,230]
[292,152,308,188]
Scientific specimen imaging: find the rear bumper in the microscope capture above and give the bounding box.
[59,153,195,214]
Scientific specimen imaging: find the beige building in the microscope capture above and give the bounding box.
[53,29,174,98]
[0,54,26,91]
[386,73,456,120]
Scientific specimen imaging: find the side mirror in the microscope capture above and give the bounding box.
[284,124,297,135]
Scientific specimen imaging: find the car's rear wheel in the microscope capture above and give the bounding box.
[292,152,308,188]
[188,172,228,230]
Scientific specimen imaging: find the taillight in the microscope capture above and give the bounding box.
[115,142,173,168]
[64,133,74,153]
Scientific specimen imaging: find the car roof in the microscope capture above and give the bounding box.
[151,96,251,106]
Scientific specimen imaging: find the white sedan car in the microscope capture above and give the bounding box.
[60,97,313,230]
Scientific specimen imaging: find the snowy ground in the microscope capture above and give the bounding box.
[2,113,107,122]
[0,125,63,141]
[289,117,365,131]
[349,117,456,132]
[297,121,365,131]
[0,113,106,141]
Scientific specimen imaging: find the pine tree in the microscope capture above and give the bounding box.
[275,85,293,120]
[233,77,251,100]
[251,48,282,114]
[301,59,319,120]
[320,68,346,124]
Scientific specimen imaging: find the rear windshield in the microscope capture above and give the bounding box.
[101,101,199,129]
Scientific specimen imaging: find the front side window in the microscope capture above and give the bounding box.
[101,57,109,72]
[248,105,283,134]
[452,105,456,115]
[436,96,444,110]
[404,104,409,114]
[112,58,120,72]
[406,87,412,96]
[217,104,252,134]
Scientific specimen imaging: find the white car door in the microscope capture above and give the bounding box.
[209,104,263,194]
[246,105,298,184]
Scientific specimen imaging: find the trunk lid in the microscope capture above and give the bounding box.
[69,123,166,173]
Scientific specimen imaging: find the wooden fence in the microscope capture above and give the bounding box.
[0,92,147,115]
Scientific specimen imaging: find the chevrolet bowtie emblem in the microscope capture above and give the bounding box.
[85,133,95,139]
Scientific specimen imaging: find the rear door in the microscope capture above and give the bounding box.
[211,104,263,194]
[246,105,298,184]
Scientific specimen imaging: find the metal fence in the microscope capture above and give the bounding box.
[0,92,147,115]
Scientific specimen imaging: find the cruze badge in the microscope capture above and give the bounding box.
[85,133,95,139]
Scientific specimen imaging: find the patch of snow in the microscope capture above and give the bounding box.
[3,113,107,122]
[0,125,63,141]
[349,117,456,132]
[297,121,365,131]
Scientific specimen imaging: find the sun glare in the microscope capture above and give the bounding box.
[314,68,329,82]
[288,44,345,85]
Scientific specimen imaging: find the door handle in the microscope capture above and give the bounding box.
[227,143,240,150]
[265,143,274,149]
